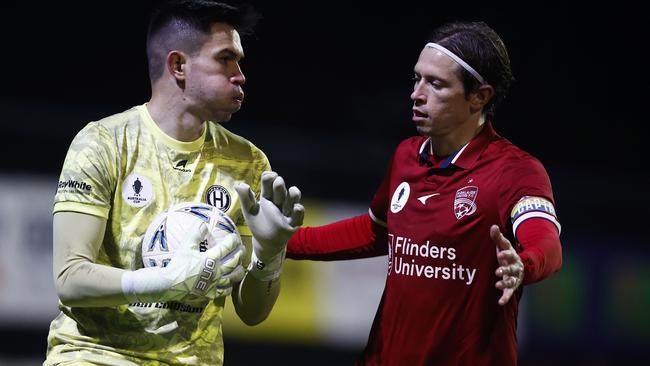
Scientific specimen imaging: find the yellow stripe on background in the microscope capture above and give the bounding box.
[222,199,327,344]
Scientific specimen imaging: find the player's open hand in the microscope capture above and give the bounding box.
[491,225,524,306]
[235,171,304,261]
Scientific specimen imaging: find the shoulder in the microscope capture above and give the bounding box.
[488,136,547,174]
[74,106,142,142]
[207,123,269,163]
[487,136,554,198]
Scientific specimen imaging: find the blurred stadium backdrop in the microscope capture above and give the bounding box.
[1,174,648,365]
[1,1,648,365]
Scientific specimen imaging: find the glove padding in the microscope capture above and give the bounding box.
[235,171,304,262]
[122,221,246,303]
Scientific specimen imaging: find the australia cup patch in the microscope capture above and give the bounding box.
[390,182,410,213]
[122,173,153,208]
[454,186,478,219]
[205,185,231,212]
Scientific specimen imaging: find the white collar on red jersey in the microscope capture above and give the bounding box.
[418,138,470,169]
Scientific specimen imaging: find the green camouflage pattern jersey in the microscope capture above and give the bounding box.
[46,105,270,365]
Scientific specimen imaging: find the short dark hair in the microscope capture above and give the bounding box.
[429,21,514,117]
[146,0,260,81]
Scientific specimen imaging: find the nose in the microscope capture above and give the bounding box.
[411,80,425,103]
[230,64,246,85]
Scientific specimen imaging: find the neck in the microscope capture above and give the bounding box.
[147,92,204,142]
[431,114,486,156]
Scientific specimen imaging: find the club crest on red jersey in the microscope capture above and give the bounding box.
[454,186,478,219]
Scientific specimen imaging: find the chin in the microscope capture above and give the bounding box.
[415,126,431,136]
[214,113,233,123]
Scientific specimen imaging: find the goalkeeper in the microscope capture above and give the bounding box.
[45,1,303,365]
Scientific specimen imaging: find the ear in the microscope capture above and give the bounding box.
[166,50,187,82]
[469,84,494,113]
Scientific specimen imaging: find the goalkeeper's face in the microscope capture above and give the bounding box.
[183,23,246,123]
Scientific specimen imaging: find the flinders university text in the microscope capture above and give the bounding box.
[389,234,477,285]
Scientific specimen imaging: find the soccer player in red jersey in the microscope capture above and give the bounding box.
[287,21,562,365]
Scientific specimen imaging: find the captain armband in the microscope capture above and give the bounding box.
[511,196,561,236]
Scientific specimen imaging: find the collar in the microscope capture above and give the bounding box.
[418,121,497,170]
[138,104,207,152]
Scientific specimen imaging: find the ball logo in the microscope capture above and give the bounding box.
[454,186,478,219]
[196,258,216,292]
[205,185,231,212]
[390,182,410,213]
[122,173,153,208]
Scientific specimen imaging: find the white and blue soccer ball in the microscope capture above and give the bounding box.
[141,202,239,268]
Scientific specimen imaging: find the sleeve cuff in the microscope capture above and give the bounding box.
[53,201,110,219]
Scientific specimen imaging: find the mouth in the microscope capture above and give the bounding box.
[412,109,427,117]
[233,93,244,105]
[412,109,428,123]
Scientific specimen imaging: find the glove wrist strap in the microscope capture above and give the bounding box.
[247,247,286,281]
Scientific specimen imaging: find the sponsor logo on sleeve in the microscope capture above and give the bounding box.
[57,179,93,193]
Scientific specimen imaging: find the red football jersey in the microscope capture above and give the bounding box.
[361,122,558,365]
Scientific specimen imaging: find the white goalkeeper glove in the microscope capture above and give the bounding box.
[235,171,304,281]
[122,221,246,303]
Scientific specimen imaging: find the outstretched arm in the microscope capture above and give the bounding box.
[491,218,562,305]
[491,225,524,306]
[287,213,387,260]
[516,218,562,285]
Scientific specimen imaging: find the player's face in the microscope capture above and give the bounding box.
[410,47,474,138]
[184,23,246,123]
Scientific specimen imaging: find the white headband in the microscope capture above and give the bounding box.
[425,42,486,85]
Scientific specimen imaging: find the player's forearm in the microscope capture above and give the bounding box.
[517,219,563,285]
[55,260,129,307]
[53,211,131,307]
[287,214,387,260]
[232,273,280,326]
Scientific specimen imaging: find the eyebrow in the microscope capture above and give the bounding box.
[413,69,451,86]
[215,48,244,60]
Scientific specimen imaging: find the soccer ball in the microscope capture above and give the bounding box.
[141,202,239,268]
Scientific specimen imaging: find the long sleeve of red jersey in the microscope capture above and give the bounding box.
[516,218,563,285]
[286,214,387,260]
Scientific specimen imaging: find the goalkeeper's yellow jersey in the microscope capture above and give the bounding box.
[46,104,270,366]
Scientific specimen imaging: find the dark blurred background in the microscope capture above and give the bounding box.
[1,1,647,365]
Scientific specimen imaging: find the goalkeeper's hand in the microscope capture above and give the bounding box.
[235,171,304,280]
[122,221,246,303]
